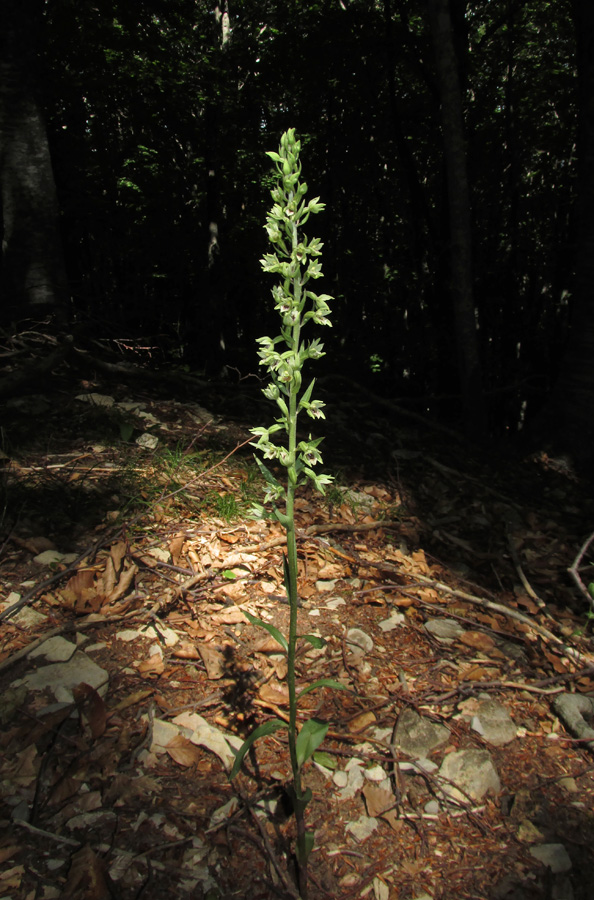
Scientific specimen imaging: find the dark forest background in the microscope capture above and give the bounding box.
[2,0,594,465]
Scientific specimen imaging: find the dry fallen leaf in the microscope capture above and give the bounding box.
[166,734,203,767]
[74,683,107,739]
[106,563,138,604]
[198,644,227,679]
[348,711,377,734]
[110,689,154,713]
[0,865,24,892]
[457,631,496,652]
[60,843,113,899]
[173,641,200,660]
[258,682,290,706]
[137,655,165,676]
[169,533,186,564]
[211,606,248,625]
[362,782,395,817]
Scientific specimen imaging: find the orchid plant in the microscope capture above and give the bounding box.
[229,130,344,900]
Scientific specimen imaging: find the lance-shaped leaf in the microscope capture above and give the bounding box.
[298,634,326,649]
[298,377,316,410]
[229,719,288,779]
[297,830,315,866]
[297,678,350,700]
[253,454,284,491]
[242,609,288,653]
[296,718,329,769]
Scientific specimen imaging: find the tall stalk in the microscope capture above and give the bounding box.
[230,129,343,899]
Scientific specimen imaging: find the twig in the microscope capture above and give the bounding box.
[506,527,548,612]
[364,554,593,667]
[568,530,594,608]
[14,818,81,847]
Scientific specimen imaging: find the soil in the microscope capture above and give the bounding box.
[1,363,594,900]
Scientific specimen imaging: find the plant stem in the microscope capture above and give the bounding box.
[285,206,308,900]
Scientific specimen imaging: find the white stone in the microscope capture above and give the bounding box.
[439,749,500,803]
[530,843,572,874]
[346,628,374,656]
[28,637,77,662]
[17,652,109,701]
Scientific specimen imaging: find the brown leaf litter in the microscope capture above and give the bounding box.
[1,380,594,899]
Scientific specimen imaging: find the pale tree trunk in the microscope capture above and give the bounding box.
[0,0,68,321]
[427,0,485,434]
[536,0,594,464]
[199,1,232,372]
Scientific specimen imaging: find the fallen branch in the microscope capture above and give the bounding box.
[568,529,594,609]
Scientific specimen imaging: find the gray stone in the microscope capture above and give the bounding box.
[471,699,517,746]
[393,708,450,759]
[439,749,501,803]
[344,814,379,842]
[346,628,374,656]
[28,636,77,662]
[553,694,594,747]
[424,618,464,643]
[15,652,109,701]
[529,843,572,874]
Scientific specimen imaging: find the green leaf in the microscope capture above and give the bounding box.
[299,377,316,408]
[297,830,315,866]
[229,719,288,779]
[313,751,337,770]
[253,454,283,490]
[297,678,350,700]
[588,583,594,600]
[299,634,326,649]
[273,508,290,528]
[242,609,288,652]
[296,718,329,769]
[222,570,236,580]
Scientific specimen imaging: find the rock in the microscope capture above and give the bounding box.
[558,776,578,794]
[529,843,572,874]
[393,708,450,758]
[424,618,465,642]
[136,433,159,450]
[439,749,501,803]
[325,597,346,609]
[378,612,406,631]
[0,595,47,628]
[553,693,594,748]
[363,764,388,782]
[334,758,365,799]
[344,814,379,843]
[33,550,76,566]
[315,579,337,592]
[28,636,77,662]
[346,628,374,656]
[471,699,517,746]
[16,652,109,702]
[398,758,438,775]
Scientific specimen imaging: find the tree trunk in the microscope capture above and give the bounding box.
[427,0,485,434]
[0,0,68,321]
[535,0,594,464]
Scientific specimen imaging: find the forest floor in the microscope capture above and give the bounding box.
[1,351,594,900]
